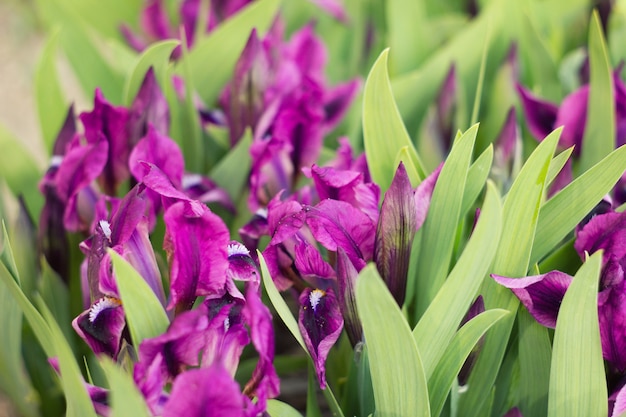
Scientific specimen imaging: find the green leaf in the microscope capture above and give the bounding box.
[36,295,97,417]
[307,362,322,417]
[123,40,180,106]
[428,309,509,417]
[413,181,502,378]
[413,125,478,319]
[210,129,253,200]
[267,399,305,417]
[35,28,67,153]
[259,251,306,351]
[459,128,560,417]
[548,252,606,417]
[470,28,489,125]
[461,144,494,217]
[363,49,424,192]
[0,125,44,217]
[356,264,430,417]
[393,146,422,187]
[181,0,280,106]
[386,0,427,75]
[99,358,151,417]
[546,147,574,189]
[579,11,615,173]
[530,145,626,265]
[109,251,169,347]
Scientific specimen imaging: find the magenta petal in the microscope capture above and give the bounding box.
[227,241,259,283]
[414,163,442,230]
[266,196,306,246]
[554,86,589,152]
[55,137,108,203]
[182,174,235,213]
[72,297,125,359]
[295,241,336,280]
[163,201,230,311]
[162,366,246,417]
[323,79,360,130]
[129,68,170,141]
[516,84,559,141]
[598,273,626,371]
[307,0,348,22]
[298,287,344,389]
[575,210,626,264]
[502,408,524,417]
[306,199,376,265]
[492,271,573,328]
[612,383,626,417]
[141,0,172,40]
[130,125,184,187]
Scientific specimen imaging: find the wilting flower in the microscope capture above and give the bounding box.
[493,208,626,372]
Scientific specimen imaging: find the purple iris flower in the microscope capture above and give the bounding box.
[493,208,626,374]
[517,67,626,201]
[221,24,360,210]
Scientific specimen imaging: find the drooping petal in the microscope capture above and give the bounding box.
[516,84,559,141]
[163,201,230,312]
[72,297,125,359]
[162,366,246,417]
[298,287,344,389]
[575,210,626,265]
[492,271,573,328]
[374,162,417,306]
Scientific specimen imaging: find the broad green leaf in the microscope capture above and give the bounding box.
[259,251,306,351]
[386,0,427,75]
[321,384,346,417]
[363,49,424,192]
[414,125,478,319]
[210,129,252,200]
[0,125,44,218]
[428,309,509,417]
[267,399,304,417]
[100,358,151,417]
[530,145,626,265]
[548,252,606,417]
[123,40,180,106]
[470,28,489,125]
[459,128,560,417]
[109,251,169,347]
[356,264,429,417]
[461,144,494,217]
[35,29,67,153]
[517,307,551,417]
[181,0,280,106]
[36,295,97,417]
[0,227,38,417]
[393,146,422,187]
[39,260,73,347]
[546,147,574,189]
[414,181,502,378]
[579,11,615,173]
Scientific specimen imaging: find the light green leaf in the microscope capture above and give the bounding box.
[461,144,494,217]
[267,399,304,417]
[517,307,551,417]
[363,49,424,192]
[459,128,560,417]
[413,125,478,319]
[181,0,280,106]
[100,358,151,417]
[35,28,67,153]
[36,295,97,417]
[548,252,606,417]
[428,309,509,417]
[531,145,626,265]
[579,11,615,173]
[109,251,169,348]
[123,40,180,106]
[357,264,430,417]
[393,146,422,187]
[386,0,427,75]
[259,251,306,351]
[470,27,489,125]
[0,125,44,218]
[546,147,574,189]
[414,181,502,378]
[210,129,253,200]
